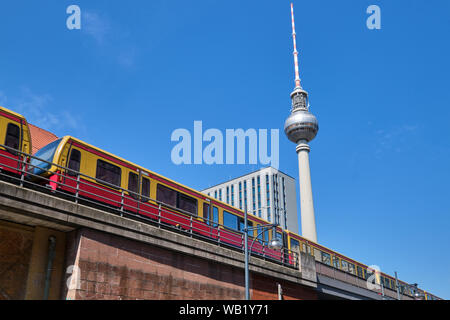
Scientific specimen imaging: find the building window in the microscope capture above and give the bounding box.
[231,185,234,206]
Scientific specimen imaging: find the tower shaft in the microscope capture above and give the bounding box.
[296,142,317,243]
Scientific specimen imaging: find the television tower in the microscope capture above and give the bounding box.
[284,3,319,243]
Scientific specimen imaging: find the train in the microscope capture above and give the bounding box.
[0,106,442,300]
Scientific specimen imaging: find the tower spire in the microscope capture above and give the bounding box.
[291,3,301,89]
[289,3,309,112]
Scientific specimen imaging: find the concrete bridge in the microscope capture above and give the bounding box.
[0,180,404,300]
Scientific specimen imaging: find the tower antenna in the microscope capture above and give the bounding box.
[291,3,301,89]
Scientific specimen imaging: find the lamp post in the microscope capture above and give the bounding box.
[243,202,283,300]
[394,272,425,300]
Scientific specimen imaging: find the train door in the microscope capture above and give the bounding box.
[136,173,158,220]
[62,144,81,193]
[124,170,140,213]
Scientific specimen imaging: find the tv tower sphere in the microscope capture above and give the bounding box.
[284,87,319,144]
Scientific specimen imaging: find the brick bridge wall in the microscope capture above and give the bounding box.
[61,228,317,300]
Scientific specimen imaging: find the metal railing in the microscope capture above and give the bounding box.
[0,144,299,269]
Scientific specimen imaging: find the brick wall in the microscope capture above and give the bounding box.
[0,221,34,300]
[61,228,317,300]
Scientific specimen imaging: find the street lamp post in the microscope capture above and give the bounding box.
[394,272,425,300]
[243,202,283,300]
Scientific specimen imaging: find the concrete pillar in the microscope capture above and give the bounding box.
[296,141,317,243]
[24,227,66,300]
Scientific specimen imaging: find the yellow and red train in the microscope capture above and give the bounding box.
[0,106,442,300]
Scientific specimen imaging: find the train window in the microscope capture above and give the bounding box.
[203,202,210,221]
[238,218,253,237]
[302,243,311,255]
[223,210,238,230]
[141,177,150,201]
[333,256,340,269]
[385,277,390,289]
[276,232,283,241]
[264,229,269,243]
[348,263,355,274]
[96,159,121,187]
[178,193,197,215]
[341,260,349,272]
[321,252,331,266]
[257,225,263,243]
[203,204,218,226]
[290,238,300,252]
[212,207,219,226]
[156,184,177,207]
[128,172,139,198]
[67,149,81,176]
[313,248,322,261]
[4,123,20,154]
[357,266,364,278]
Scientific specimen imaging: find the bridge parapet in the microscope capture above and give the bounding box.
[0,180,318,299]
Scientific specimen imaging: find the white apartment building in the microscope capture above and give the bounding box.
[201,167,299,234]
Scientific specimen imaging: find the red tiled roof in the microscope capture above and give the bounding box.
[28,123,59,154]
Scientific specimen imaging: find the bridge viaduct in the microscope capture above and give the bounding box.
[0,180,404,300]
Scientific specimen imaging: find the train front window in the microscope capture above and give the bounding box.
[30,138,62,174]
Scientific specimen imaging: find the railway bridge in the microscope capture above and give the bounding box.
[0,179,408,300]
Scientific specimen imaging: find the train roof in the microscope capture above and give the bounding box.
[0,106,29,123]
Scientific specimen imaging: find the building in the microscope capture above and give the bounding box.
[201,167,299,234]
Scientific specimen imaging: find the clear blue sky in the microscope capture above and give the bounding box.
[0,0,449,298]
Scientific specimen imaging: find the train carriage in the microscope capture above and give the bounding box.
[28,136,287,259]
[0,106,32,176]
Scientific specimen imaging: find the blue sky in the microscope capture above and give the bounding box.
[1,0,449,298]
